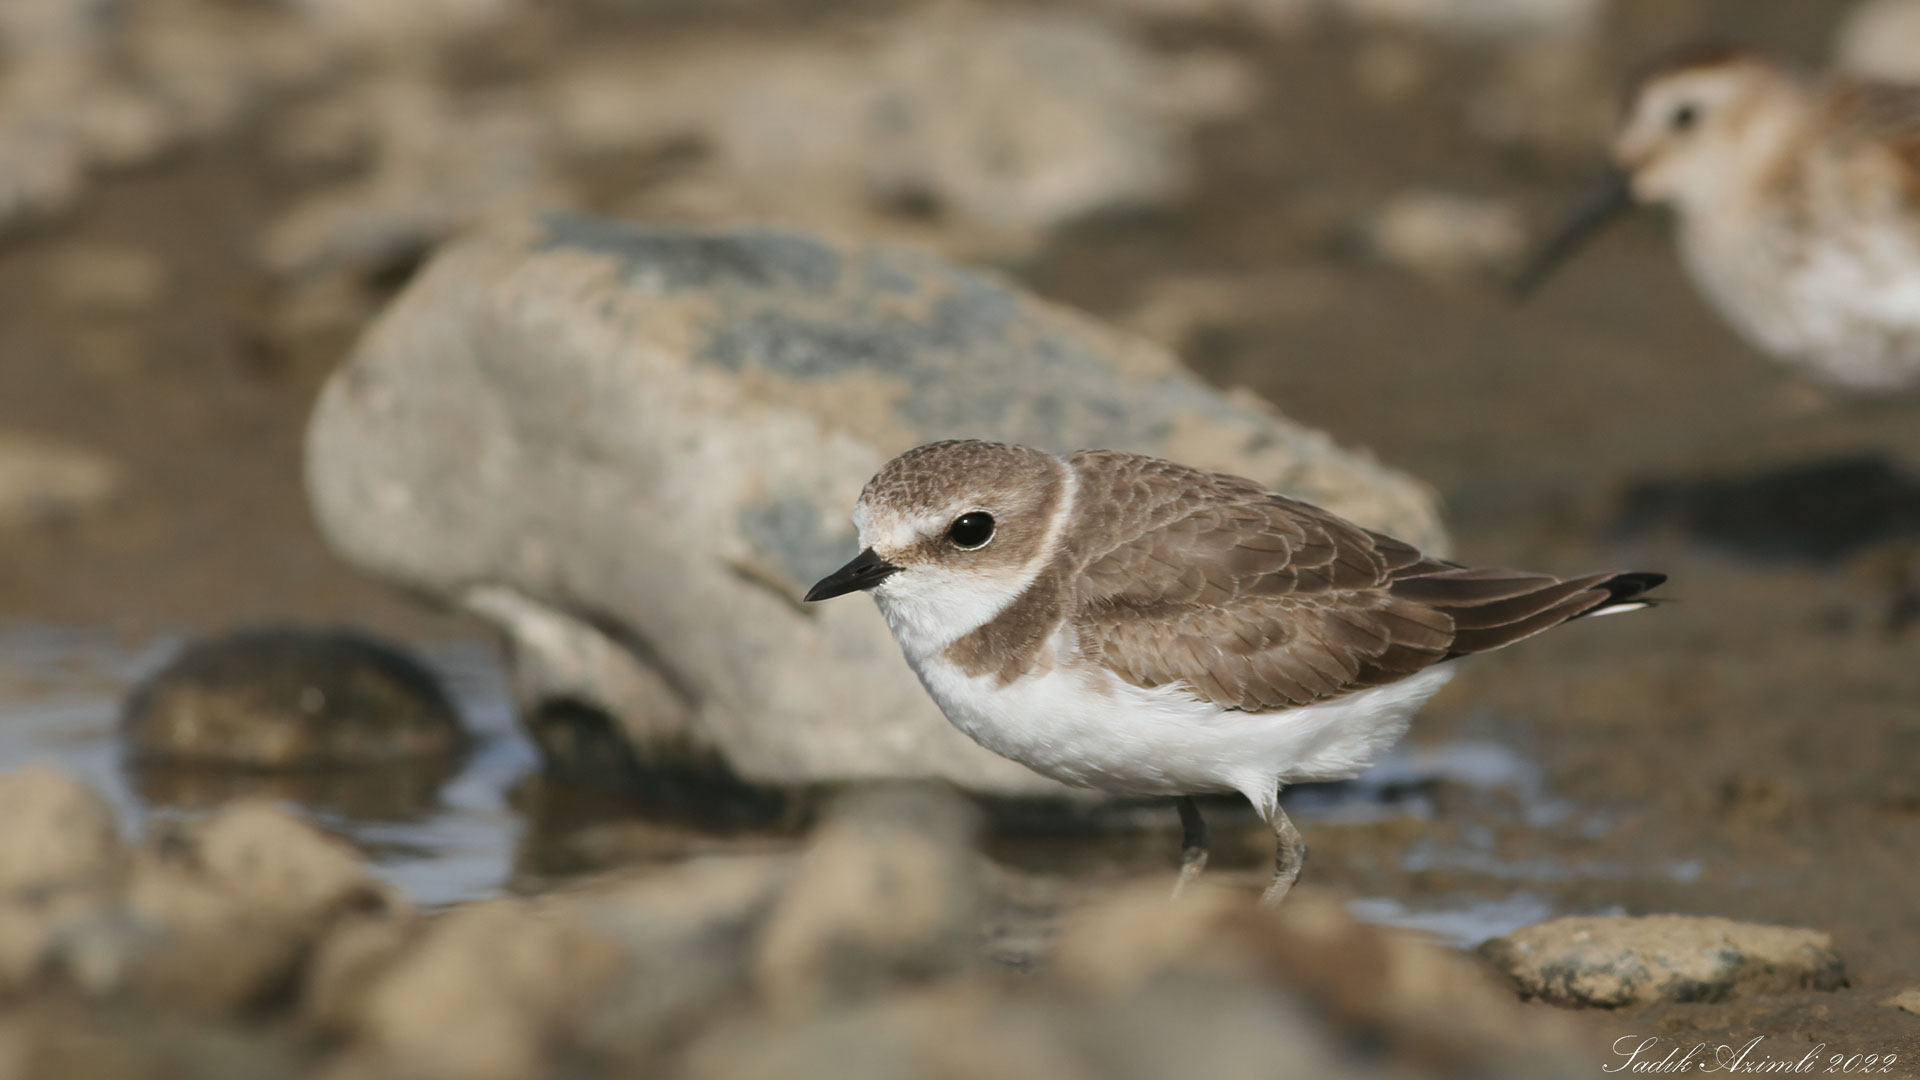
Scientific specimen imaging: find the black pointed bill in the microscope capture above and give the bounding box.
[805,547,901,602]
[1509,165,1635,299]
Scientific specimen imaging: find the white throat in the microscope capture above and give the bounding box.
[865,455,1078,661]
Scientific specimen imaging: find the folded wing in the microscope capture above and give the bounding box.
[1068,454,1661,711]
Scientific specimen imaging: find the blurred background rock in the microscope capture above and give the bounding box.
[0,0,1917,1076]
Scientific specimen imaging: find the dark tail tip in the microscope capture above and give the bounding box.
[1594,571,1668,611]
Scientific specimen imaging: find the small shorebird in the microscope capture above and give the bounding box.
[1514,42,1920,394]
[805,441,1664,904]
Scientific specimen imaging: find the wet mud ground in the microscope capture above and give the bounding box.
[0,0,1915,1067]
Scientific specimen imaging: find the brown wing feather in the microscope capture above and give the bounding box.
[1823,76,1920,193]
[1066,452,1658,711]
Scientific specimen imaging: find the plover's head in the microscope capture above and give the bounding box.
[804,441,1066,634]
[1612,44,1795,209]
[1512,43,1798,296]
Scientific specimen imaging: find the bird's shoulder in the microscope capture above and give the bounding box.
[1817,76,1920,198]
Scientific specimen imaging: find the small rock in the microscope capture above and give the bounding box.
[0,431,119,527]
[1368,189,1525,278]
[8,799,396,1014]
[0,768,121,893]
[1885,988,1920,1014]
[0,885,117,990]
[70,80,175,168]
[1835,0,1920,82]
[301,908,419,1030]
[320,855,789,1075]
[755,784,982,1012]
[112,852,309,1013]
[1478,914,1848,1008]
[345,899,622,1080]
[121,626,468,769]
[46,244,166,316]
[565,856,791,1063]
[185,800,392,923]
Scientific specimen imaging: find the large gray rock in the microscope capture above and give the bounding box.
[305,212,1446,796]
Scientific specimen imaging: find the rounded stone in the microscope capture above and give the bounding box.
[1478,914,1848,1008]
[188,800,392,922]
[121,626,468,769]
[0,767,121,893]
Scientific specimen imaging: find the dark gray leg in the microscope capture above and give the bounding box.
[1171,795,1209,898]
[1258,794,1307,907]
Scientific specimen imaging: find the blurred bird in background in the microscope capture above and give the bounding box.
[1515,42,1920,396]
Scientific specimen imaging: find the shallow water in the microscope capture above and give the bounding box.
[0,622,1675,942]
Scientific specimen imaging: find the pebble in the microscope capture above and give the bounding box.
[0,767,121,893]
[1478,914,1848,1008]
[754,783,982,1012]
[1368,189,1526,278]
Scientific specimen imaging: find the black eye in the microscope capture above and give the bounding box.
[1669,103,1698,131]
[947,512,995,549]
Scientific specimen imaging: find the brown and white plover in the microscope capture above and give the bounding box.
[805,440,1665,904]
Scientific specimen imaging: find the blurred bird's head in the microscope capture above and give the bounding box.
[1611,44,1799,210]
[1512,43,1802,296]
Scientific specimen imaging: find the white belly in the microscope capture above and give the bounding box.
[1682,216,1920,392]
[901,645,1455,824]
